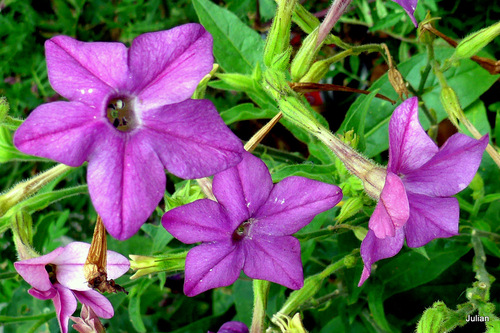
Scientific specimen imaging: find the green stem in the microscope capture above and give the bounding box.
[251,279,271,333]
[1,116,23,131]
[0,272,18,280]
[0,312,56,323]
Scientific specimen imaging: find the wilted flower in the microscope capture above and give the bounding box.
[70,304,105,333]
[14,24,244,240]
[359,97,488,285]
[14,242,130,333]
[208,321,249,333]
[163,152,342,296]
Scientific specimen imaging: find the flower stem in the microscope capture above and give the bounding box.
[251,279,271,333]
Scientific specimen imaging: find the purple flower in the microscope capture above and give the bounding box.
[163,152,342,296]
[358,97,488,286]
[208,321,249,333]
[14,24,244,240]
[393,0,418,27]
[14,242,130,333]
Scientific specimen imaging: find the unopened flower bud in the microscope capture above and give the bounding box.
[273,313,308,333]
[129,252,187,279]
[291,29,319,81]
[453,21,500,61]
[192,64,219,99]
[300,59,330,83]
[216,73,256,92]
[439,86,462,128]
[418,13,438,45]
[416,302,448,333]
[11,210,38,260]
[270,47,293,72]
[264,0,296,68]
[336,197,363,223]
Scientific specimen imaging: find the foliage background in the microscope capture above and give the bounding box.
[0,0,499,332]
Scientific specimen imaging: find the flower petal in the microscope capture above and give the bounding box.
[243,235,303,290]
[53,284,78,333]
[368,172,409,239]
[129,24,213,109]
[142,99,243,181]
[388,97,438,174]
[87,131,165,240]
[184,240,244,297]
[211,152,272,227]
[252,176,342,236]
[54,242,130,290]
[404,193,459,248]
[218,321,249,333]
[14,247,64,292]
[74,289,114,319]
[29,287,57,300]
[162,199,232,243]
[45,36,130,107]
[358,229,405,286]
[403,134,489,196]
[392,0,418,27]
[14,102,104,166]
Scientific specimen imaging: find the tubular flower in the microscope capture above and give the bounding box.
[163,152,342,296]
[359,97,488,286]
[14,242,130,333]
[14,24,244,240]
[209,321,249,333]
[393,0,418,27]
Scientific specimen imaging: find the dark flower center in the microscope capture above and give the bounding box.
[106,97,137,132]
[45,264,57,284]
[232,218,256,241]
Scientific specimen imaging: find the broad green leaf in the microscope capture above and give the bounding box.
[340,48,500,157]
[368,287,396,332]
[193,0,264,74]
[220,103,276,125]
[375,239,471,299]
[140,224,174,254]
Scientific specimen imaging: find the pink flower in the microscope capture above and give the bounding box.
[359,97,488,285]
[14,24,244,240]
[163,152,342,296]
[14,242,130,333]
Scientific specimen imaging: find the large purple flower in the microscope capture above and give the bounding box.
[14,24,244,240]
[358,97,488,286]
[393,0,418,27]
[162,152,342,296]
[14,242,130,333]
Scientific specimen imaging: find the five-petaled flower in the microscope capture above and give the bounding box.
[163,152,342,296]
[358,97,488,286]
[14,24,244,240]
[14,242,130,333]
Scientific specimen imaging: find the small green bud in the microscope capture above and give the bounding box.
[11,210,39,260]
[270,47,293,72]
[343,254,357,268]
[216,73,256,92]
[165,180,206,211]
[440,86,462,128]
[469,173,485,200]
[192,64,219,99]
[290,28,319,81]
[418,13,438,45]
[453,21,500,61]
[416,307,445,333]
[129,251,187,279]
[264,0,297,68]
[336,197,363,223]
[300,59,329,83]
[0,97,9,124]
[352,226,368,242]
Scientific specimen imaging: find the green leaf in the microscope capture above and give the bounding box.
[340,48,500,157]
[128,279,154,333]
[219,103,277,125]
[368,286,395,332]
[193,0,265,74]
[140,224,174,254]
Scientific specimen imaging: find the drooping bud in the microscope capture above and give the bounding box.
[452,21,500,61]
[264,0,297,68]
[388,66,409,100]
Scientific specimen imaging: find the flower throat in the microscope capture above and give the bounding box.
[106,97,137,132]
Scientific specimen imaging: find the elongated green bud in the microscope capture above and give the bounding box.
[264,0,297,68]
[416,301,449,333]
[291,28,319,81]
[0,97,8,125]
[192,64,219,99]
[439,86,462,128]
[216,73,256,92]
[11,210,39,260]
[453,21,500,61]
[336,197,363,223]
[129,251,187,279]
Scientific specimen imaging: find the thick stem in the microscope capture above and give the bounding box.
[251,279,271,333]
